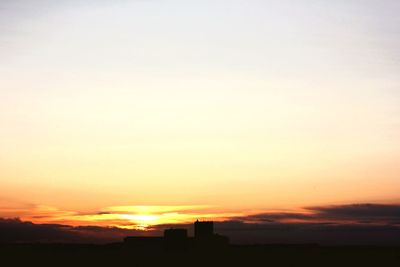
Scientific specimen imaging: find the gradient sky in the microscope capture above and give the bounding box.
[1,0,400,229]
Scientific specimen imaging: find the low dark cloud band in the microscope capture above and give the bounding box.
[1,203,400,245]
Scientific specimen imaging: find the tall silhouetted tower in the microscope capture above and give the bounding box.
[194,220,214,239]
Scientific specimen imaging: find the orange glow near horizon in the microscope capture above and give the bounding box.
[9,205,243,230]
[2,201,400,230]
[1,1,400,231]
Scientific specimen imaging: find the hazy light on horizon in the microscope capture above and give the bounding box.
[0,0,399,226]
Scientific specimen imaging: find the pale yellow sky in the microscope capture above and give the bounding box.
[0,1,399,227]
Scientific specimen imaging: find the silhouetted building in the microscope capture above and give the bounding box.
[193,220,229,249]
[194,220,214,239]
[164,228,188,250]
[164,228,187,240]
[123,221,229,251]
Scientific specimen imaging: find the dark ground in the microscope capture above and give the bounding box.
[1,243,399,266]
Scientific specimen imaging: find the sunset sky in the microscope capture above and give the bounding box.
[1,0,400,234]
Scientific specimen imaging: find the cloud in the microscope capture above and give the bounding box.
[0,218,142,244]
[238,203,400,224]
[214,220,400,245]
[1,203,400,245]
[307,203,400,223]
[214,203,400,245]
[0,202,238,230]
[238,212,313,223]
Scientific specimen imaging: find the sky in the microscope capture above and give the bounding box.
[0,0,400,239]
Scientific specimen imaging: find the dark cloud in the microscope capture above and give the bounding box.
[215,221,400,245]
[1,203,400,245]
[0,218,78,243]
[238,212,313,222]
[0,218,142,244]
[308,203,400,223]
[213,203,400,245]
[240,203,400,224]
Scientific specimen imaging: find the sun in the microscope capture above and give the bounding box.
[120,214,159,230]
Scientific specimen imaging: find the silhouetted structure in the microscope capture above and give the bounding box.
[123,221,229,251]
[194,220,214,239]
[164,228,188,239]
[164,228,188,250]
[193,220,229,249]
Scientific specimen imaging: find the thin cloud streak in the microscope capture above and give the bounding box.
[238,203,400,225]
[1,203,400,244]
[0,203,241,230]
[2,203,400,230]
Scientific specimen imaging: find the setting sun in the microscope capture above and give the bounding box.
[120,214,159,230]
[0,0,399,249]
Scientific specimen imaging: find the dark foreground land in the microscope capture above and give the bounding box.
[1,243,400,266]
